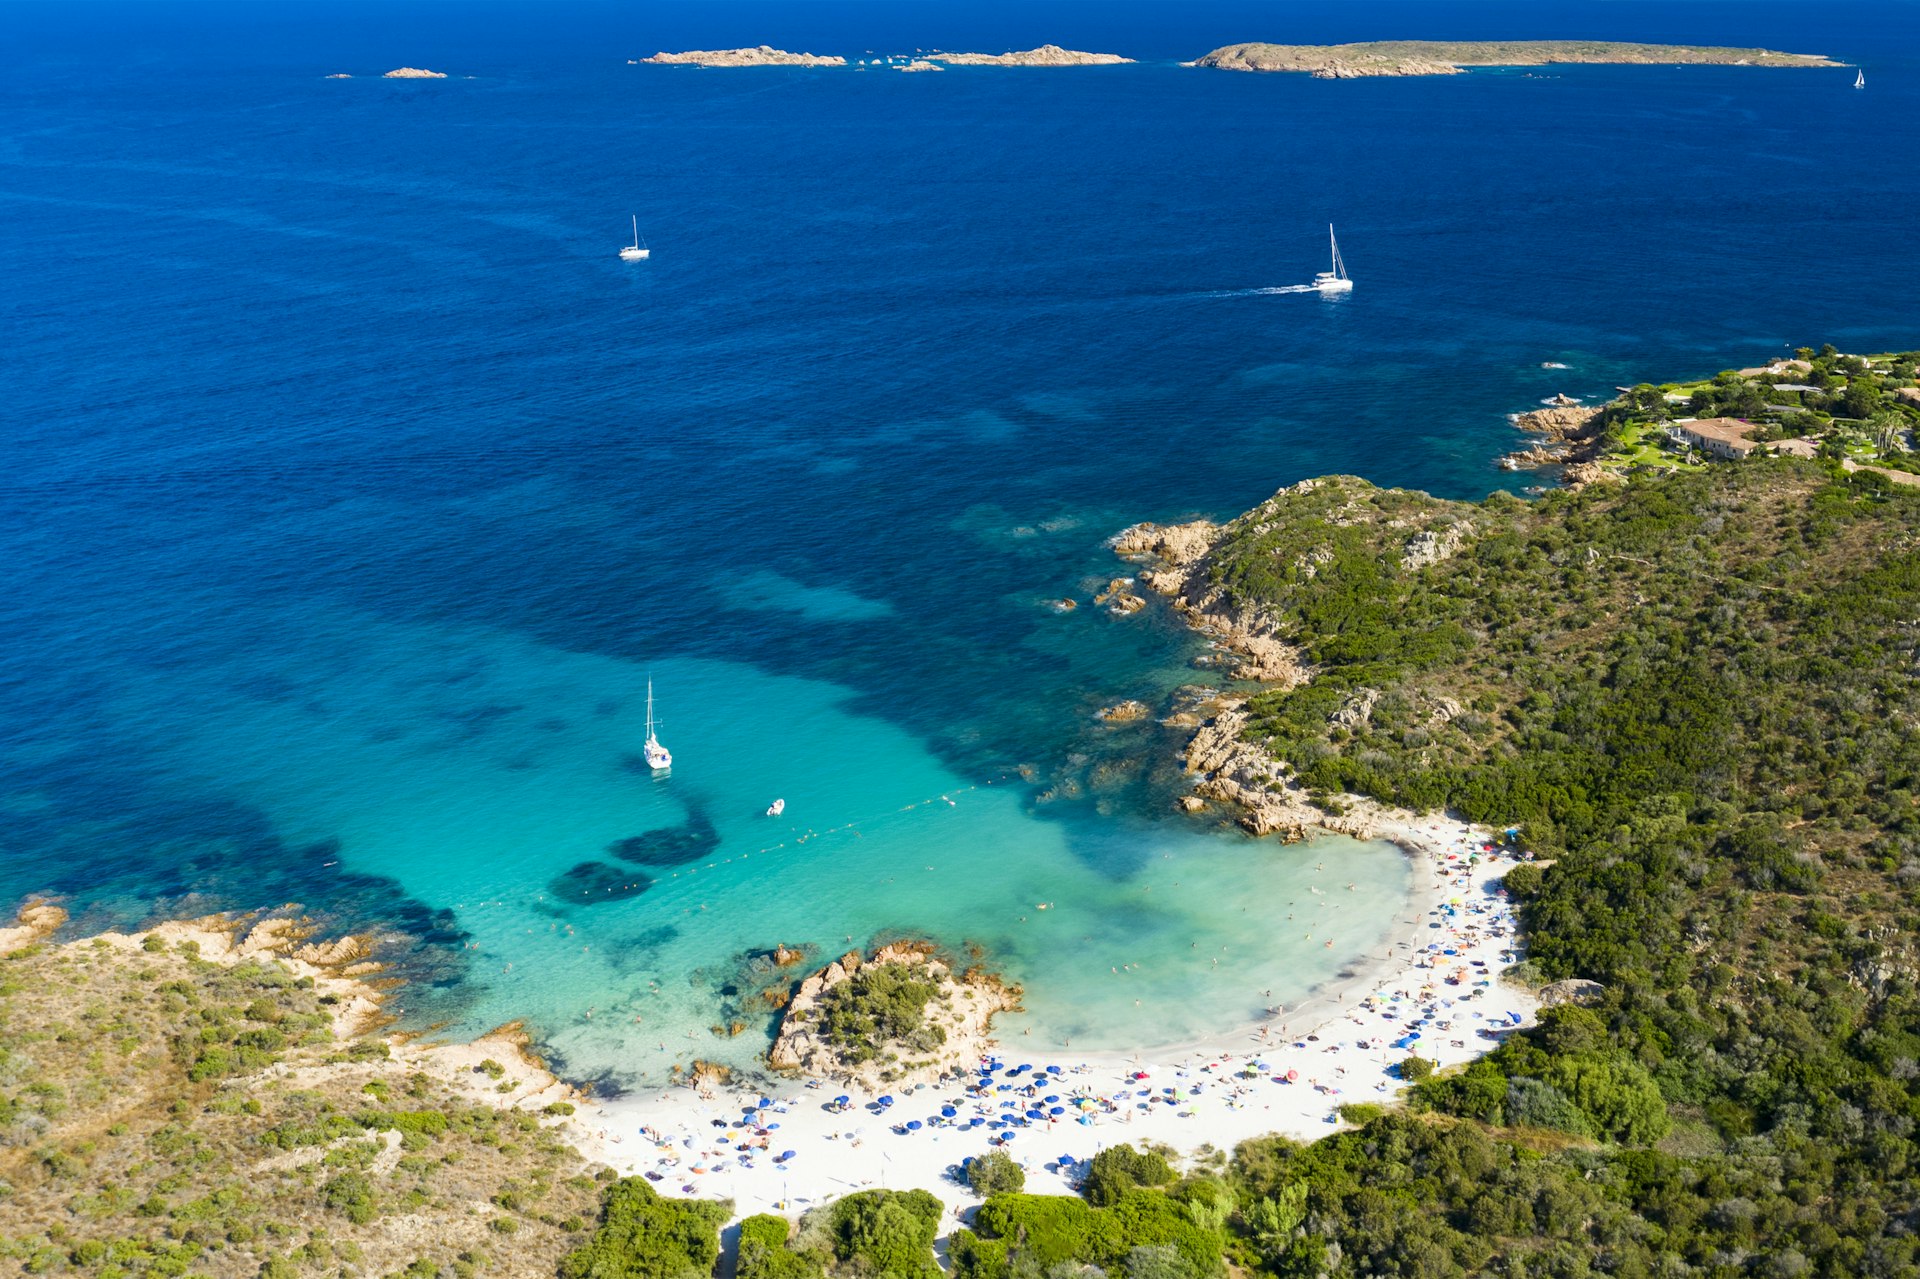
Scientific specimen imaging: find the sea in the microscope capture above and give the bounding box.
[3,0,1916,1088]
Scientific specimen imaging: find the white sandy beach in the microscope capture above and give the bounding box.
[564,816,1537,1221]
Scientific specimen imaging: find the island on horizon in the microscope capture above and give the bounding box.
[1189,39,1843,76]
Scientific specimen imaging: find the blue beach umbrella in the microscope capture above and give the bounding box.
[941,1106,957,1118]
[1049,1106,1065,1116]
[1046,1065,1062,1074]
[906,1120,922,1130]
[1043,1095,1059,1103]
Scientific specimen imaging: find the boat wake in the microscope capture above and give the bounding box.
[1191,284,1323,299]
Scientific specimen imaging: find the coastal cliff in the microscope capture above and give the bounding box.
[640,46,846,68]
[1190,40,1841,77]
[768,941,1019,1086]
[933,45,1133,67]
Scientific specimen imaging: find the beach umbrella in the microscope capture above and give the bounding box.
[835,1095,850,1106]
[1046,1065,1062,1074]
[877,1095,894,1106]
[906,1120,922,1131]
[1049,1106,1065,1116]
[782,1150,796,1160]
[941,1106,957,1118]
[1043,1095,1059,1103]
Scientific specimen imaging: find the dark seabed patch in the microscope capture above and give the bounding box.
[607,806,720,867]
[549,861,654,905]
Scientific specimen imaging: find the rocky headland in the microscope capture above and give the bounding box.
[1113,477,1485,838]
[933,45,1133,67]
[639,46,847,68]
[767,941,1020,1086]
[382,67,448,78]
[1189,40,1841,77]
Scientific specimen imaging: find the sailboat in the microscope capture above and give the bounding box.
[1314,225,1353,293]
[642,680,671,771]
[620,216,650,262]
[1855,68,1865,89]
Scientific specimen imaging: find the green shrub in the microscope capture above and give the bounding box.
[559,1178,728,1279]
[965,1151,1025,1198]
[825,1189,942,1279]
[321,1172,377,1225]
[736,1214,823,1279]
[1081,1145,1174,1207]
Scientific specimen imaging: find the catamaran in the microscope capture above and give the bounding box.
[620,216,650,262]
[1314,225,1353,293]
[1855,68,1866,89]
[642,680,671,771]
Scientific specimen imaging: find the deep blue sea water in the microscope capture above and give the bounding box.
[4,0,1917,1084]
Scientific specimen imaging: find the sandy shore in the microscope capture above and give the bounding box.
[568,815,1535,1221]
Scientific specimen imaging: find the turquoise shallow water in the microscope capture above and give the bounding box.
[3,0,1917,1086]
[107,601,1408,1080]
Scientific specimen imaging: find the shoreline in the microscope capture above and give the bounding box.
[5,817,1532,1225]
[562,812,1533,1219]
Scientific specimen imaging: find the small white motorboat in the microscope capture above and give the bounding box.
[766,798,786,817]
[620,215,651,261]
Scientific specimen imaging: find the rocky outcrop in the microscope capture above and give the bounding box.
[768,942,1019,1086]
[0,899,67,955]
[1095,700,1151,723]
[383,67,447,78]
[1182,704,1391,839]
[641,46,847,68]
[1189,40,1839,77]
[933,45,1133,67]
[1514,404,1602,442]
[1401,526,1466,571]
[897,60,943,72]
[1094,578,1147,615]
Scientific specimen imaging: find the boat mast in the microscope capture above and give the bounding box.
[646,680,655,739]
[631,215,639,248]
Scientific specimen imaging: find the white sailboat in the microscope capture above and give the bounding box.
[1314,225,1353,293]
[620,215,650,261]
[642,680,671,771]
[1855,68,1865,89]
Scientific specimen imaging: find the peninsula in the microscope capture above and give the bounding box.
[1189,39,1842,77]
[932,45,1133,67]
[639,46,847,68]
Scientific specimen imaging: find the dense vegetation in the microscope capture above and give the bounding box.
[0,932,609,1278]
[814,965,947,1064]
[1182,457,1920,1275]
[1584,345,1920,478]
[559,1180,729,1279]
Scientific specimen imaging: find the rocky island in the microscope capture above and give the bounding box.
[1189,39,1842,77]
[767,941,1020,1085]
[382,66,447,78]
[639,46,847,68]
[932,45,1133,67]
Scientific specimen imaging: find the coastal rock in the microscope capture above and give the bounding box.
[1095,699,1151,723]
[1513,404,1602,441]
[768,941,1020,1086]
[1112,519,1220,570]
[933,45,1134,67]
[0,899,67,954]
[1094,578,1147,615]
[773,943,808,967]
[642,46,847,68]
[897,60,943,72]
[1539,978,1606,1007]
[1330,687,1380,730]
[324,73,353,79]
[383,67,447,78]
[1189,40,1839,77]
[1401,526,1466,571]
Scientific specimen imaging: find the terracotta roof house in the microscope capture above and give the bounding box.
[1672,418,1761,459]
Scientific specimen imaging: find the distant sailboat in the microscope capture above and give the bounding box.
[620,215,650,261]
[1314,225,1353,294]
[642,680,671,771]
[1855,68,1866,89]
